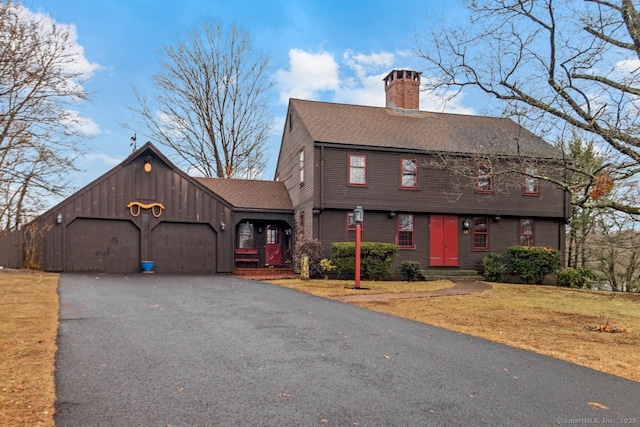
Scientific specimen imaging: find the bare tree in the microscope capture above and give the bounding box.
[130,19,274,179]
[417,0,640,215]
[0,1,95,230]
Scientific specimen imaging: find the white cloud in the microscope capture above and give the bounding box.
[615,59,640,74]
[62,110,101,136]
[274,47,476,113]
[17,4,102,81]
[84,153,123,166]
[275,49,340,103]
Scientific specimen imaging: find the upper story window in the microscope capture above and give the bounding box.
[476,163,493,193]
[299,149,305,185]
[472,217,489,250]
[238,222,254,248]
[519,218,534,246]
[523,167,539,195]
[346,212,364,241]
[397,214,415,248]
[299,211,305,239]
[400,158,418,189]
[348,154,366,186]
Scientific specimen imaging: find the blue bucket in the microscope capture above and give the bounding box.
[141,261,154,272]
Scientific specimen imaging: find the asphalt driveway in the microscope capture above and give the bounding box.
[55,274,640,426]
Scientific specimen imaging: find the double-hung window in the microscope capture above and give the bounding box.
[397,214,414,248]
[348,154,366,186]
[472,217,489,250]
[523,167,539,195]
[400,158,418,189]
[519,218,534,246]
[238,222,254,248]
[476,163,493,193]
[299,150,305,185]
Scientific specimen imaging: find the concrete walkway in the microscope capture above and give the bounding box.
[330,281,492,303]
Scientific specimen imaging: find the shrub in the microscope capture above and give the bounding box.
[481,253,507,282]
[293,238,325,279]
[400,261,423,281]
[331,242,398,280]
[507,246,562,284]
[557,267,597,289]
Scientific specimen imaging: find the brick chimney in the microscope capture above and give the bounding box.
[383,69,422,110]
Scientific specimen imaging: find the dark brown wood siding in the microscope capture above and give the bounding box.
[317,209,564,272]
[0,229,23,268]
[35,146,235,274]
[316,146,567,219]
[275,106,315,238]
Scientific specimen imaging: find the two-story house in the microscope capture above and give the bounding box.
[0,69,568,275]
[275,69,569,272]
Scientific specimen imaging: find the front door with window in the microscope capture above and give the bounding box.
[429,215,459,267]
[265,224,282,265]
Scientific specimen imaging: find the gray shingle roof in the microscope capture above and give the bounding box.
[290,99,561,158]
[195,177,292,211]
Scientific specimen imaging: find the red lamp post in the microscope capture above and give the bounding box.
[353,205,364,289]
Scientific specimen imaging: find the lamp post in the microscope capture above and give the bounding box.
[353,205,364,289]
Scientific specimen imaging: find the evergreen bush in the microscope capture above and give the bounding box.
[331,242,398,280]
[400,261,423,281]
[481,253,507,282]
[507,246,561,284]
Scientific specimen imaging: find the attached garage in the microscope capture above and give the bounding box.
[150,222,217,274]
[65,218,140,273]
[20,143,237,274]
[0,143,293,275]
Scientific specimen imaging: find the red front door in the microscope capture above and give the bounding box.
[429,215,459,267]
[265,225,282,265]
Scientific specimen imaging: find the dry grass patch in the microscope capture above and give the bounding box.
[267,278,454,298]
[0,271,59,427]
[357,283,640,382]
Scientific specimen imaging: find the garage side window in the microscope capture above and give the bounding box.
[238,222,254,248]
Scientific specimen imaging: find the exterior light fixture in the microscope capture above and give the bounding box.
[56,213,63,224]
[144,156,152,172]
[220,221,226,231]
[353,205,364,224]
[462,219,471,230]
[353,205,364,289]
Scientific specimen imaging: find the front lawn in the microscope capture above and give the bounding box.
[269,278,640,382]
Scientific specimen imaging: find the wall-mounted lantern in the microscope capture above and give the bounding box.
[220,221,226,231]
[284,228,292,236]
[462,218,471,235]
[56,213,63,224]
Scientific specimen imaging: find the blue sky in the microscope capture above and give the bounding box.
[22,0,479,186]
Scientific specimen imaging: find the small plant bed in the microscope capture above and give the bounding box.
[267,279,454,298]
